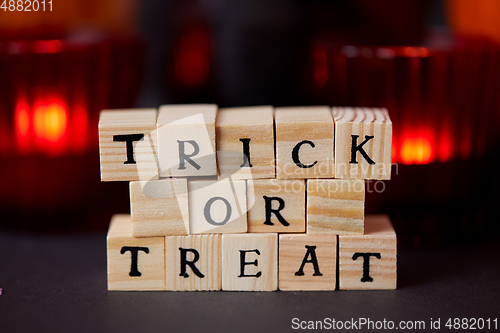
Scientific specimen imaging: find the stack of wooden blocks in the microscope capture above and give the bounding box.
[100,105,396,291]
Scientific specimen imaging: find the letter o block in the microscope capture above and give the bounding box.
[222,234,278,291]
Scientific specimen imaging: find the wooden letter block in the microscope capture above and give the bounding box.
[307,179,365,235]
[130,178,189,237]
[188,180,247,234]
[275,106,334,179]
[339,215,397,290]
[247,179,305,233]
[165,235,221,291]
[157,104,217,177]
[99,109,158,182]
[333,107,392,180]
[279,234,337,291]
[216,106,275,179]
[107,214,165,290]
[222,233,278,291]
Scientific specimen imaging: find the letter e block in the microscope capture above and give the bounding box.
[222,234,278,291]
[166,235,221,291]
[157,104,217,177]
[339,215,397,290]
[188,180,247,234]
[307,179,364,235]
[99,109,158,182]
[247,179,305,233]
[216,106,275,179]
[279,234,337,291]
[107,215,165,290]
[275,107,334,179]
[130,178,189,237]
[333,107,392,180]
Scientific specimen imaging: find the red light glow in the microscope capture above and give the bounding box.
[400,135,433,165]
[174,28,211,88]
[313,45,328,88]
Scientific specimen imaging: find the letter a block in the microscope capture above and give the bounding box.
[333,107,392,180]
[275,106,334,179]
[216,106,275,179]
[107,215,165,290]
[339,215,397,290]
[165,235,222,291]
[157,104,217,177]
[247,179,305,233]
[279,234,337,291]
[130,178,189,237]
[99,109,158,182]
[188,180,247,234]
[307,179,365,235]
[222,234,278,291]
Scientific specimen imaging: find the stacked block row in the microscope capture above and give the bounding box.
[100,104,396,291]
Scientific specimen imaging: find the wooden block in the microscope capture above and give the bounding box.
[157,104,217,177]
[333,107,392,180]
[247,179,305,233]
[165,235,221,291]
[130,178,189,237]
[222,233,278,291]
[188,180,247,234]
[99,109,158,182]
[307,179,365,235]
[279,234,337,291]
[216,106,275,179]
[107,214,165,290]
[339,215,397,290]
[275,106,334,179]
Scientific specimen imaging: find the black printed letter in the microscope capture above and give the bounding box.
[204,197,232,226]
[120,246,149,277]
[295,245,323,276]
[113,134,144,164]
[179,248,205,278]
[263,196,289,226]
[238,250,262,278]
[178,140,201,170]
[350,135,375,164]
[352,252,381,282]
[239,138,253,167]
[292,140,317,168]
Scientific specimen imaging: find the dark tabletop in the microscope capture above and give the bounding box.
[0,230,499,333]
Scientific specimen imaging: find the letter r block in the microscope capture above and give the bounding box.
[333,107,392,180]
[339,215,397,290]
[157,104,217,177]
[107,215,165,290]
[279,234,337,291]
[165,235,222,291]
[275,107,334,179]
[99,109,158,182]
[222,234,278,291]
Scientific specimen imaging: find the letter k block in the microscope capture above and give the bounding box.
[333,107,392,180]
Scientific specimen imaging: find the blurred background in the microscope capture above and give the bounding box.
[0,0,499,248]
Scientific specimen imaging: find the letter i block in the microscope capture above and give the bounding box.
[188,180,247,234]
[279,234,337,291]
[157,104,217,177]
[130,178,189,237]
[307,179,365,235]
[339,215,397,290]
[216,106,275,179]
[165,235,222,291]
[275,106,334,179]
[247,179,305,233]
[107,215,165,290]
[333,107,392,180]
[99,109,158,182]
[222,234,278,291]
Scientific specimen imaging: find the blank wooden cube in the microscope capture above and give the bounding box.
[107,214,165,290]
[165,235,221,291]
[216,106,275,179]
[339,215,397,290]
[275,107,334,179]
[222,233,278,291]
[130,178,189,237]
[247,179,305,233]
[279,234,337,291]
[307,179,365,235]
[188,180,247,234]
[157,104,217,177]
[99,109,158,182]
[333,107,392,180]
